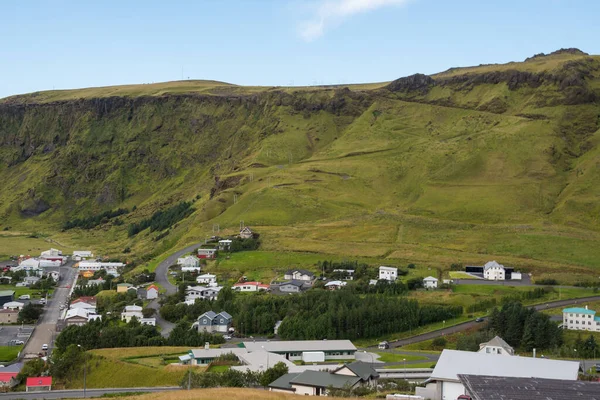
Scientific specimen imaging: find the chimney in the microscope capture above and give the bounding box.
[533,348,536,358]
[204,342,209,350]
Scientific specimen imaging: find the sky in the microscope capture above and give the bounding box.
[1,0,600,98]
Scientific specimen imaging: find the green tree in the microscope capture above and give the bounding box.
[17,358,47,381]
[259,361,289,387]
[18,303,43,323]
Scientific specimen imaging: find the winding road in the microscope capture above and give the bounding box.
[380,295,600,349]
[149,242,203,336]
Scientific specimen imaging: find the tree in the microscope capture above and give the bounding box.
[142,308,155,318]
[50,344,85,381]
[18,303,43,323]
[17,358,46,382]
[259,361,289,387]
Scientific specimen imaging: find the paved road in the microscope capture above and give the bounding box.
[150,242,203,336]
[20,262,78,358]
[381,295,600,348]
[0,386,179,399]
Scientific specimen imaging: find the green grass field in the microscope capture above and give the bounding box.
[0,345,22,362]
[374,352,427,363]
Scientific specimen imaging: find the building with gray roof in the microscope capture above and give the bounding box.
[416,349,579,400]
[478,336,514,356]
[242,339,356,361]
[459,374,600,400]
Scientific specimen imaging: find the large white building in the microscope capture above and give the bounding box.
[562,306,600,332]
[417,349,579,400]
[78,261,125,271]
[483,261,505,280]
[378,266,397,282]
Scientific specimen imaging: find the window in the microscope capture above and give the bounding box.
[498,349,502,354]
[220,319,224,324]
[203,319,207,324]
[486,348,490,353]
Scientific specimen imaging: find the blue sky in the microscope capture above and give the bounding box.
[1,0,599,98]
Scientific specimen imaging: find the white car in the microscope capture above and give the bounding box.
[41,344,48,351]
[18,295,30,300]
[223,335,232,340]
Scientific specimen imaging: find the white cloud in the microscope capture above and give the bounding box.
[299,0,410,41]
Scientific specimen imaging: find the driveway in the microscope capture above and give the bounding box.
[382,295,600,348]
[20,261,78,358]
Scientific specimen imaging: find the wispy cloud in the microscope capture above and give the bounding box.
[299,0,411,41]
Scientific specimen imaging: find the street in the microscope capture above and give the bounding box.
[0,386,179,400]
[20,261,78,358]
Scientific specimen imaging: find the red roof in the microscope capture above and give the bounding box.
[0,372,17,383]
[72,296,97,305]
[147,285,159,291]
[26,376,52,387]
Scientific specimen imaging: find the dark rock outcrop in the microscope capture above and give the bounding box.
[387,74,435,94]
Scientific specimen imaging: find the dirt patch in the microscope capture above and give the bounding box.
[210,175,243,199]
[308,168,351,180]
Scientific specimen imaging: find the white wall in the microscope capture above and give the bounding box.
[292,384,317,396]
[441,381,466,400]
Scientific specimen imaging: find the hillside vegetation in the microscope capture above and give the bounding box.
[0,48,599,282]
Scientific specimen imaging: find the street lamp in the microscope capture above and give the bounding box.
[403,358,406,381]
[77,345,87,398]
[363,350,374,364]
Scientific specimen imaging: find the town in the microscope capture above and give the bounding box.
[0,224,598,399]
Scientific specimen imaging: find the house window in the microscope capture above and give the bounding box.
[498,349,502,354]
[220,319,224,324]
[486,348,490,353]
[203,319,207,324]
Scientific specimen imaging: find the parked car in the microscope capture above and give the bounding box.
[223,335,232,340]
[475,317,484,323]
[41,344,48,351]
[18,295,31,300]
[378,341,390,350]
[15,283,28,287]
[595,363,600,373]
[39,298,46,305]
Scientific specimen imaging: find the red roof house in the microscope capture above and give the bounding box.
[26,376,52,392]
[0,372,18,388]
[71,296,97,306]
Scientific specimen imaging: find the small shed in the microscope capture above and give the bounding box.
[26,376,52,392]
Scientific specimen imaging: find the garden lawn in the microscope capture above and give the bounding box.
[0,345,22,362]
[375,352,427,362]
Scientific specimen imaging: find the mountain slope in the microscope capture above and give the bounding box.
[0,49,599,282]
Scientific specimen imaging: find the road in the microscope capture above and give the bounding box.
[20,262,78,358]
[149,242,203,336]
[382,295,600,348]
[0,386,179,399]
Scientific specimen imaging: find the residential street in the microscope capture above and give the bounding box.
[150,242,203,336]
[20,262,78,359]
[0,386,179,400]
[383,295,600,348]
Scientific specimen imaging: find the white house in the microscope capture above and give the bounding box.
[78,261,125,271]
[239,226,254,239]
[483,261,505,280]
[3,301,24,311]
[218,239,232,250]
[284,269,315,282]
[16,258,41,273]
[324,281,346,290]
[378,266,397,282]
[72,250,94,260]
[146,285,159,300]
[41,248,62,257]
[244,340,357,362]
[177,255,200,271]
[232,281,269,292]
[140,318,156,326]
[69,302,96,313]
[121,305,143,323]
[423,276,438,289]
[562,306,600,332]
[478,336,514,356]
[416,349,579,400]
[196,274,217,284]
[185,286,222,302]
[65,308,101,326]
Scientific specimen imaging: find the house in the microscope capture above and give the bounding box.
[87,277,105,286]
[562,306,600,332]
[239,226,254,239]
[81,270,94,279]
[483,261,505,280]
[0,371,19,388]
[0,291,15,307]
[0,309,18,324]
[218,239,232,250]
[478,336,514,356]
[511,271,522,280]
[284,269,315,282]
[197,248,217,259]
[65,308,100,326]
[146,284,159,299]
[177,255,200,271]
[69,301,96,313]
[26,376,52,392]
[458,374,600,400]
[324,280,346,290]
[72,250,93,260]
[279,280,305,293]
[379,266,397,282]
[233,350,296,373]
[196,273,217,284]
[243,340,357,362]
[41,248,62,257]
[46,270,60,282]
[185,286,222,302]
[78,261,125,271]
[416,349,579,400]
[24,276,41,285]
[269,361,378,396]
[3,301,24,311]
[18,258,41,270]
[121,305,143,323]
[196,311,232,333]
[232,281,269,292]
[423,276,438,289]
[116,283,133,293]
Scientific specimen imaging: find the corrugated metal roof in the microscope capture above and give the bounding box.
[290,370,360,389]
[243,340,357,353]
[430,350,579,382]
[563,307,595,315]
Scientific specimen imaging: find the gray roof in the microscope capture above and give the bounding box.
[281,280,305,287]
[336,361,379,380]
[1,362,23,373]
[286,269,314,276]
[243,340,356,353]
[199,311,217,320]
[268,373,300,390]
[290,370,360,389]
[459,374,600,400]
[430,350,579,383]
[189,348,247,359]
[0,291,15,297]
[480,336,513,352]
[220,311,232,319]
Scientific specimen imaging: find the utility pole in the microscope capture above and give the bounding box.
[187,368,191,390]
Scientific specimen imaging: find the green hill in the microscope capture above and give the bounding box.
[0,48,599,282]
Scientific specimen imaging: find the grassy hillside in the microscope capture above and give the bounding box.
[0,49,599,283]
[101,388,348,400]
